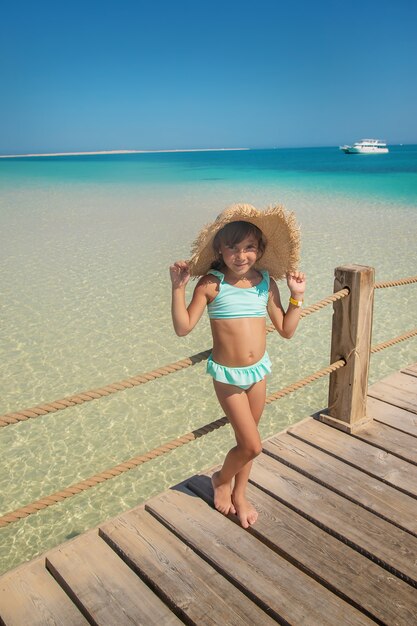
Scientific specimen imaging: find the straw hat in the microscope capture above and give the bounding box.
[188,203,300,279]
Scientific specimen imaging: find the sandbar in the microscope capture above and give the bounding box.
[0,148,249,159]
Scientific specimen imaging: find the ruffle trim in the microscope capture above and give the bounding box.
[207,353,272,387]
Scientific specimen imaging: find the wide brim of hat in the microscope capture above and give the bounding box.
[188,203,300,279]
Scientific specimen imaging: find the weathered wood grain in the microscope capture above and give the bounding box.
[401,363,417,378]
[146,487,375,626]
[367,396,417,437]
[325,265,375,430]
[350,419,417,464]
[262,432,417,535]
[100,507,276,625]
[288,417,417,497]
[368,371,417,414]
[46,531,181,625]
[188,473,417,626]
[0,559,88,626]
[250,452,417,585]
[2,363,417,624]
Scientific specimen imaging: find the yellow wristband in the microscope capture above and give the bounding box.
[289,296,303,307]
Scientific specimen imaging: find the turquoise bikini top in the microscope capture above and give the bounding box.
[207,270,270,319]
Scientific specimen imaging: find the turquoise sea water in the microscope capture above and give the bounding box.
[1,146,416,574]
[2,146,417,201]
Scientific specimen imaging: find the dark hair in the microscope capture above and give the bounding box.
[211,221,266,270]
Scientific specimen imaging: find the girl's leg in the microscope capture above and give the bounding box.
[231,379,266,527]
[211,379,263,525]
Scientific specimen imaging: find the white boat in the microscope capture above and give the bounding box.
[340,139,389,154]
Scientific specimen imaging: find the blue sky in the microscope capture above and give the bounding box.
[1,0,416,153]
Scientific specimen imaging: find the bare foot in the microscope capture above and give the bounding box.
[232,494,258,528]
[211,471,236,515]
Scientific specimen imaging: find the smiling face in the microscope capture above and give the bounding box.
[212,221,266,276]
[219,234,260,276]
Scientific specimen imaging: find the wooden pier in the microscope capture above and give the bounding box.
[1,363,417,625]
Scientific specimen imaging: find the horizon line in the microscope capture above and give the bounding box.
[0,142,413,159]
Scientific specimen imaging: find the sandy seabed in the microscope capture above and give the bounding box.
[0,175,416,574]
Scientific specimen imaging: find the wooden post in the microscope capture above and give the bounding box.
[319,265,375,433]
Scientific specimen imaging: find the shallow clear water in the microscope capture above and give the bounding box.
[1,147,416,574]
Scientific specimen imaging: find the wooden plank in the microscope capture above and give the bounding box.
[249,452,417,585]
[368,371,417,414]
[350,419,417,465]
[402,363,417,378]
[188,473,417,626]
[0,559,88,626]
[262,433,417,535]
[146,488,375,626]
[325,265,375,431]
[46,531,181,626]
[100,507,276,626]
[367,396,417,437]
[288,417,417,497]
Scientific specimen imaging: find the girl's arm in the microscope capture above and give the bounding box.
[170,261,210,336]
[267,271,306,339]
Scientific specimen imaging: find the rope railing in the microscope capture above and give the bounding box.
[0,287,350,429]
[265,359,346,403]
[0,306,417,527]
[266,287,350,334]
[374,275,417,289]
[0,348,210,428]
[0,358,346,528]
[371,328,417,353]
[1,275,416,429]
[2,319,416,529]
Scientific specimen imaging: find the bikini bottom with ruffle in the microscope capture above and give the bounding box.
[206,352,271,390]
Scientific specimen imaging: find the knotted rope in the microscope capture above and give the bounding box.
[374,275,417,289]
[0,288,350,428]
[0,358,345,528]
[1,325,415,528]
[0,349,210,428]
[371,328,417,353]
[265,359,346,403]
[2,277,416,428]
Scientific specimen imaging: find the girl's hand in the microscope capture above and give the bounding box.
[286,271,306,298]
[170,261,191,288]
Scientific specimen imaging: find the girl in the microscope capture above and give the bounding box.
[170,203,306,528]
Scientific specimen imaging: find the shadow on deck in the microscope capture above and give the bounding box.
[1,364,417,625]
